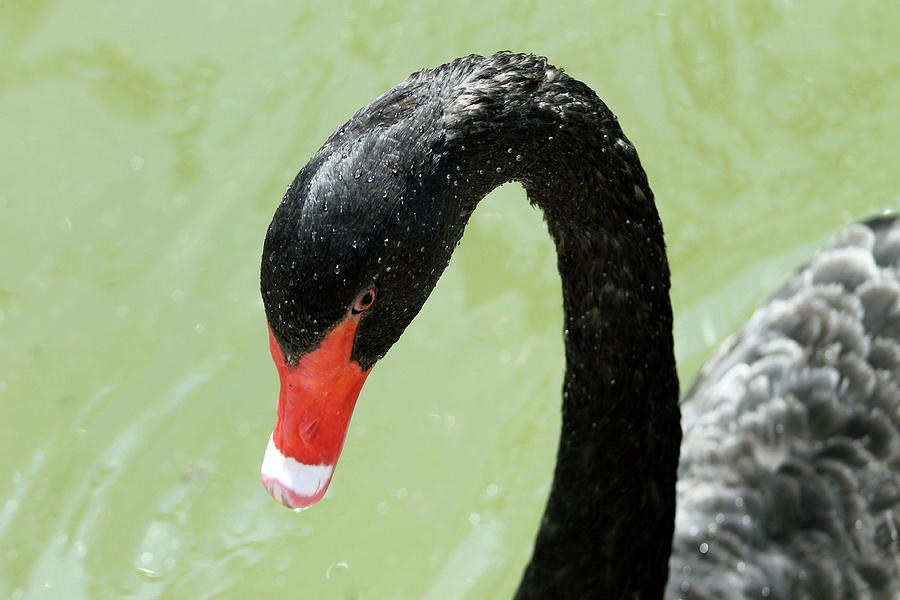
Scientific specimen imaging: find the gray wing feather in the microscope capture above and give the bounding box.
[667,215,900,600]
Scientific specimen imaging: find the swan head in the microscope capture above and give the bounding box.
[259,91,462,509]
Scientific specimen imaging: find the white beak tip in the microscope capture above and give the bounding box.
[261,434,334,510]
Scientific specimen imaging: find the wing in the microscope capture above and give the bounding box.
[668,215,900,600]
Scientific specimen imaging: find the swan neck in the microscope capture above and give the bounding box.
[434,57,682,597]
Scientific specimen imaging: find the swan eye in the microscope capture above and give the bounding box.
[352,289,376,313]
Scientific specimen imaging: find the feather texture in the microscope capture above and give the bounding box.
[670,215,900,599]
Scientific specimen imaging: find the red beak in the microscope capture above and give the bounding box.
[261,315,371,509]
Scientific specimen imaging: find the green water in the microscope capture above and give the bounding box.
[2,1,898,598]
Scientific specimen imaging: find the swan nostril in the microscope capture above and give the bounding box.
[299,419,321,443]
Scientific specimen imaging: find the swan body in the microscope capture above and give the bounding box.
[671,215,900,598]
[258,53,900,598]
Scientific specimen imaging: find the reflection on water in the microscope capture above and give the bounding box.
[2,1,899,598]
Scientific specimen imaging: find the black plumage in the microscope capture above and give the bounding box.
[260,53,900,598]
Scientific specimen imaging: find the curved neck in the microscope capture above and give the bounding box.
[430,56,682,597]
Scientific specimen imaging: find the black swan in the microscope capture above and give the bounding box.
[258,53,900,598]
